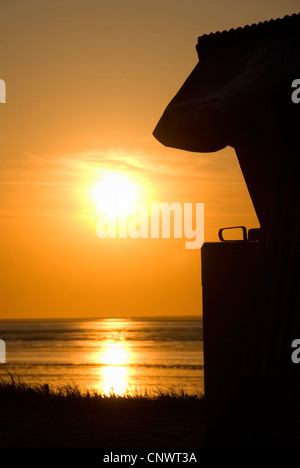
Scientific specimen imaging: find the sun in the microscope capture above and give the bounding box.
[92,172,139,216]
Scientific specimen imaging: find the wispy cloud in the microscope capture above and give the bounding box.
[3,145,240,186]
[0,147,252,226]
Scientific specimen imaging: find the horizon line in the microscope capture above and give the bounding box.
[0,314,202,322]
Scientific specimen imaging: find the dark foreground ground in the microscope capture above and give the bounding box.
[0,378,205,448]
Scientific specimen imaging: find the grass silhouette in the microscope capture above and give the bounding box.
[0,374,205,448]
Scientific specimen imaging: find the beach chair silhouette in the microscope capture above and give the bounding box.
[154,13,300,447]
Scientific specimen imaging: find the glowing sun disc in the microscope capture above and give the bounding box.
[93,173,138,215]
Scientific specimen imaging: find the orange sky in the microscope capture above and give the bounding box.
[0,0,298,319]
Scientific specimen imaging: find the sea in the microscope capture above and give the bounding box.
[0,317,204,396]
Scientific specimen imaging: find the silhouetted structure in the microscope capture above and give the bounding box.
[154,14,300,447]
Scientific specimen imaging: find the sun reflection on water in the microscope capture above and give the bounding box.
[92,337,132,396]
